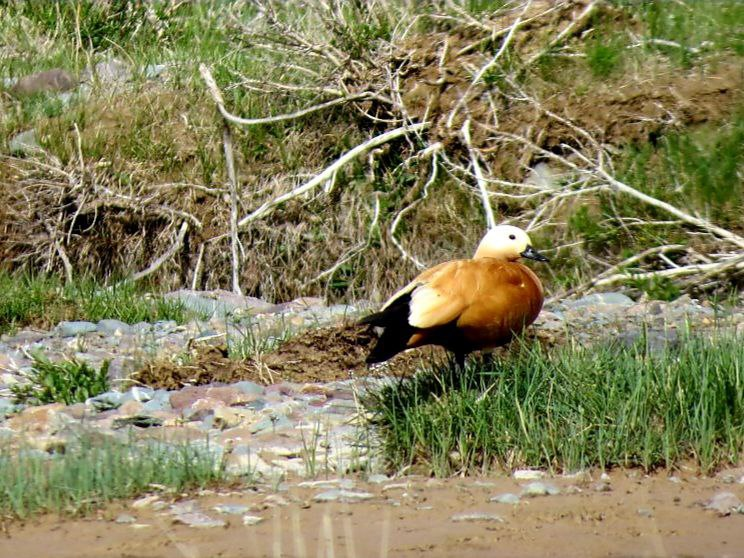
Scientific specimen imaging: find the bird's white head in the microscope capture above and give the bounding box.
[473,225,549,262]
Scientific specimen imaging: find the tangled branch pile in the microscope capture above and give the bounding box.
[2,0,742,301]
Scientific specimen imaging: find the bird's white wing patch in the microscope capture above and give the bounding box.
[408,284,465,329]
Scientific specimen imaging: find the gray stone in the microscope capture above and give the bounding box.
[172,512,226,528]
[0,397,15,418]
[512,469,544,480]
[490,493,521,504]
[233,381,264,396]
[704,492,743,516]
[313,489,373,503]
[164,290,274,319]
[142,390,172,412]
[115,513,137,524]
[97,319,132,335]
[367,474,391,484]
[9,68,77,96]
[242,515,264,526]
[9,130,43,156]
[128,386,154,403]
[106,356,137,382]
[213,503,251,515]
[144,64,169,80]
[521,482,560,497]
[563,292,634,309]
[87,391,125,411]
[249,415,293,435]
[451,512,504,523]
[637,508,654,518]
[84,58,131,85]
[56,321,98,337]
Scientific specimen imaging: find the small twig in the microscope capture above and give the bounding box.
[191,243,205,290]
[222,126,243,295]
[462,120,496,230]
[237,123,427,229]
[129,221,189,282]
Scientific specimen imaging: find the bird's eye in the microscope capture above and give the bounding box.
[509,234,516,240]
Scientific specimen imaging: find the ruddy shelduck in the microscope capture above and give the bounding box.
[361,225,548,367]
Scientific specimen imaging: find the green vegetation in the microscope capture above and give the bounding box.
[367,334,744,476]
[11,353,109,405]
[227,319,295,361]
[0,273,196,333]
[0,437,230,518]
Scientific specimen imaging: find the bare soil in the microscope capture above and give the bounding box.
[3,469,743,558]
[132,324,447,389]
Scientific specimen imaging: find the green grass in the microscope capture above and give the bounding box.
[11,353,109,405]
[367,333,744,476]
[0,273,197,333]
[0,437,230,518]
[619,108,744,226]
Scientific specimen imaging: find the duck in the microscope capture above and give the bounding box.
[360,225,548,367]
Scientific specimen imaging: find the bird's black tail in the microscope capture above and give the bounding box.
[359,292,415,364]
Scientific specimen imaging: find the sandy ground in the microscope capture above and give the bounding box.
[3,469,744,558]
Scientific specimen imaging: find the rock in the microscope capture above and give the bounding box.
[83,58,131,85]
[142,390,172,412]
[97,319,132,335]
[490,493,521,504]
[521,482,560,497]
[367,474,391,484]
[105,356,137,382]
[9,129,43,156]
[10,69,77,96]
[233,381,264,396]
[637,508,654,518]
[313,489,373,503]
[115,513,137,524]
[249,415,293,435]
[164,290,275,319]
[562,292,634,309]
[144,63,169,80]
[112,415,164,429]
[451,512,504,523]
[117,399,144,416]
[129,386,155,403]
[170,386,256,412]
[591,481,612,493]
[242,515,264,526]
[213,503,251,515]
[225,450,274,476]
[704,492,744,516]
[0,397,16,418]
[7,403,65,433]
[131,495,161,509]
[299,478,355,489]
[513,469,545,480]
[172,512,226,528]
[213,406,254,430]
[87,391,125,411]
[56,321,98,337]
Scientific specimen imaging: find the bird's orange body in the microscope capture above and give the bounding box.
[361,226,547,365]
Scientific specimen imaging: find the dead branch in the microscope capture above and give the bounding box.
[130,221,189,282]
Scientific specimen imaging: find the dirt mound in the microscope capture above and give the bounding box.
[133,324,443,389]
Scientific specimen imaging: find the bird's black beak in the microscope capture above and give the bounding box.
[521,245,549,263]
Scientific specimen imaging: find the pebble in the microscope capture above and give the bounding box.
[313,489,373,503]
[213,503,251,515]
[490,493,521,504]
[115,513,137,524]
[704,492,744,516]
[513,469,545,480]
[242,515,264,526]
[172,512,227,528]
[0,289,740,488]
[451,512,504,523]
[521,482,560,497]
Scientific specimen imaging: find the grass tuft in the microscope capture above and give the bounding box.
[11,354,109,405]
[0,437,229,518]
[366,333,744,476]
[0,273,197,333]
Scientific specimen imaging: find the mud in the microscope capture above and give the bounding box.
[3,469,743,558]
[132,324,445,389]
